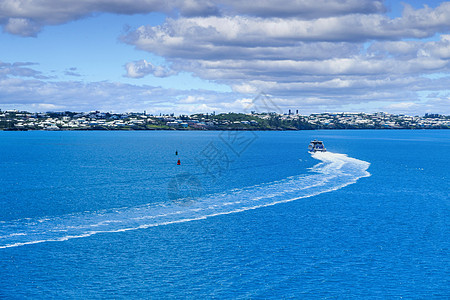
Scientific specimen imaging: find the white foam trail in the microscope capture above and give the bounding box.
[0,152,370,249]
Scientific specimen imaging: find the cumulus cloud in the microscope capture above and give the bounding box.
[0,0,386,36]
[2,1,450,114]
[219,0,385,18]
[0,0,221,36]
[118,2,450,114]
[0,61,48,79]
[380,98,450,115]
[124,3,450,54]
[3,18,40,37]
[369,35,450,59]
[0,74,245,113]
[0,0,182,36]
[124,60,178,78]
[120,2,450,87]
[3,70,450,114]
[122,28,450,97]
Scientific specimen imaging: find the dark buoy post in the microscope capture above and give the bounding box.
[176,150,180,165]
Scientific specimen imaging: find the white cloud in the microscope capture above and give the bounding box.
[120,35,450,97]
[0,0,161,36]
[178,95,205,103]
[0,74,242,113]
[2,1,450,114]
[0,0,386,36]
[219,0,385,18]
[123,3,450,54]
[3,18,40,37]
[369,36,450,60]
[0,61,47,78]
[124,60,177,78]
[120,4,450,88]
[32,103,63,110]
[118,3,450,114]
[2,71,450,114]
[386,102,420,110]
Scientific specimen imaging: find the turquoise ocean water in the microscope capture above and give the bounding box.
[0,130,448,298]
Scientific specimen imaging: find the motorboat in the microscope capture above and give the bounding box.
[308,140,326,152]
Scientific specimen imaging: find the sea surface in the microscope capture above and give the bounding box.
[0,130,448,298]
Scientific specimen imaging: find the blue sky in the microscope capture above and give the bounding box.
[1,0,449,114]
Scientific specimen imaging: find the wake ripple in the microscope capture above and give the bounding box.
[0,152,370,249]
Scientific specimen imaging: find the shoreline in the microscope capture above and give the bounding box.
[2,127,449,132]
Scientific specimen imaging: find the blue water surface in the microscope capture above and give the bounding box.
[0,130,448,298]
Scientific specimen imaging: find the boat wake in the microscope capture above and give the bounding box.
[0,152,370,249]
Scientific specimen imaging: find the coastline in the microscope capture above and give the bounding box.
[1,110,449,131]
[2,127,449,131]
